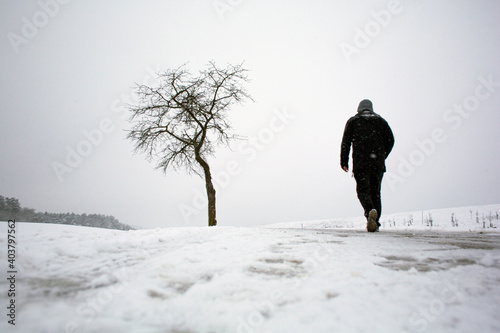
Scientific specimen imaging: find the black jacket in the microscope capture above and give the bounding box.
[340,108,394,173]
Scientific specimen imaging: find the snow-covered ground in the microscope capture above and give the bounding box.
[1,204,500,333]
[267,204,500,231]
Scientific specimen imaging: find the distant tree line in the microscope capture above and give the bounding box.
[0,195,134,231]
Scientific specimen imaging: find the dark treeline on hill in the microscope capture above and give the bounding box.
[0,195,134,231]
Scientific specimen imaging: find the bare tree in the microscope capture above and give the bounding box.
[127,62,252,226]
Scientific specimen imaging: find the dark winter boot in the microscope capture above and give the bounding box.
[367,209,378,232]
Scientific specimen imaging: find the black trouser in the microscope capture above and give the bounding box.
[353,169,384,226]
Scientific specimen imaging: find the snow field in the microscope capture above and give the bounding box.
[267,204,500,231]
[0,204,499,332]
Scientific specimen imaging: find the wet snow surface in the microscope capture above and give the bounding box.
[1,207,500,332]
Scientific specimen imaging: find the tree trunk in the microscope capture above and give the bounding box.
[195,154,217,227]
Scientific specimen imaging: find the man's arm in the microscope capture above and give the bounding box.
[382,120,395,158]
[340,120,353,171]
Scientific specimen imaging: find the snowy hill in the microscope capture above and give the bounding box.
[267,204,500,231]
[1,204,500,332]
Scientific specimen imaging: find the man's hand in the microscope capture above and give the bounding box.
[342,166,349,172]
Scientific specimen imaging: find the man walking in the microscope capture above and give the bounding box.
[340,99,394,232]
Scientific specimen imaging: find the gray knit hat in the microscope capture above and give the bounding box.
[357,99,373,113]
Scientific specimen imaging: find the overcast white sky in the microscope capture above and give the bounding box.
[1,0,500,229]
